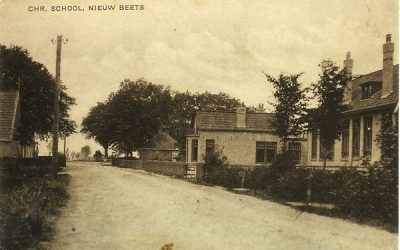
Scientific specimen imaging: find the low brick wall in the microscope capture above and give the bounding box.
[113,159,186,178]
[111,157,119,166]
[120,160,143,169]
[144,161,186,177]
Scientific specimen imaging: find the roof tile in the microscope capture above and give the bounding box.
[0,91,17,141]
[345,65,398,113]
[196,111,275,132]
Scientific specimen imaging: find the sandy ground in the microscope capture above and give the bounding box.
[46,162,397,250]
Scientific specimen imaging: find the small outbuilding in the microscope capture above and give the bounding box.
[138,130,180,161]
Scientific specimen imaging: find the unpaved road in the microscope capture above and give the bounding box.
[47,162,397,250]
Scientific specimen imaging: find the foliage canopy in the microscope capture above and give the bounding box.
[308,60,348,165]
[264,72,307,149]
[0,44,76,144]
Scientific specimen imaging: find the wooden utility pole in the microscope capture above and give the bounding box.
[63,136,66,155]
[51,35,63,166]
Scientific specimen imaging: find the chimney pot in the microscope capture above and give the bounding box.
[256,103,266,113]
[386,34,392,42]
[343,52,354,104]
[236,107,246,128]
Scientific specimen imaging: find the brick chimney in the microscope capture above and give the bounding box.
[255,103,266,113]
[382,34,394,97]
[236,107,246,128]
[343,52,353,104]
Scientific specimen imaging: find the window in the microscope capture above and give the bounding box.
[352,118,360,157]
[191,139,198,162]
[361,82,382,99]
[256,142,277,164]
[320,137,334,160]
[341,120,350,158]
[362,85,373,99]
[311,129,318,159]
[363,116,373,157]
[205,139,215,155]
[288,142,301,163]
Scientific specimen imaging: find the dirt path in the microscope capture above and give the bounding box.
[47,162,397,250]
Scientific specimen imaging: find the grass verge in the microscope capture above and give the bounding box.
[0,168,70,249]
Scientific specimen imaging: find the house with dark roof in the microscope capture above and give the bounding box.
[138,130,180,161]
[186,107,308,172]
[307,34,398,167]
[0,88,35,157]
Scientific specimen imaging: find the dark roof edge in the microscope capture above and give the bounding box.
[343,102,397,115]
[355,64,399,79]
[186,134,200,137]
[196,110,274,115]
[198,128,276,133]
[138,148,180,151]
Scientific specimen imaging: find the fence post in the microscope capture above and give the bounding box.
[240,171,246,188]
[306,168,313,205]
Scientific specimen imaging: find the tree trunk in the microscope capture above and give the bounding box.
[104,146,109,159]
[281,138,288,153]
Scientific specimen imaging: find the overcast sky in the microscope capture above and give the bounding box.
[0,0,398,155]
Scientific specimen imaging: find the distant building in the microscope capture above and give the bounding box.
[0,88,35,157]
[138,130,180,161]
[186,107,308,169]
[307,34,398,167]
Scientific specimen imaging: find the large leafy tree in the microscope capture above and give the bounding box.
[80,145,91,160]
[81,102,113,158]
[59,84,77,138]
[0,45,76,144]
[106,79,173,156]
[308,60,348,168]
[264,73,307,151]
[82,86,242,157]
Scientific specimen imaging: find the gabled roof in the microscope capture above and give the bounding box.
[0,91,19,141]
[141,131,180,150]
[344,65,399,114]
[195,111,275,132]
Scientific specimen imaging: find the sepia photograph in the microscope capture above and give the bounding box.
[0,0,398,249]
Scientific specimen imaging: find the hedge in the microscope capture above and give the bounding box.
[203,161,398,227]
[0,158,70,249]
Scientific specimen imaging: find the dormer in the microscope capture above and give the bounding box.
[360,81,382,99]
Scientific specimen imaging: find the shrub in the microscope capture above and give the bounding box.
[202,150,229,183]
[197,148,397,228]
[93,150,103,161]
[205,166,241,188]
[269,151,296,177]
[335,163,398,225]
[244,166,270,190]
[267,168,308,201]
[0,164,70,249]
[309,169,340,203]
